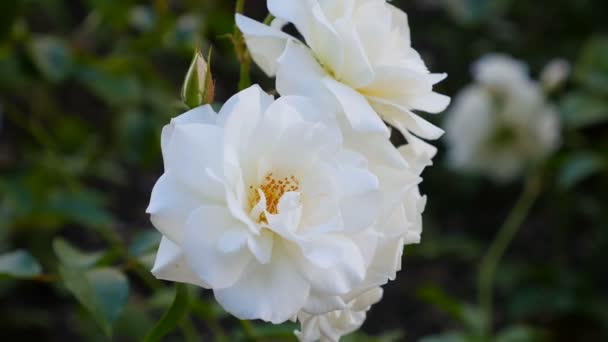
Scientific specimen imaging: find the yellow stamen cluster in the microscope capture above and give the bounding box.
[249,172,300,221]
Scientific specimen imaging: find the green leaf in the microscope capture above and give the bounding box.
[0,249,42,278]
[558,152,605,189]
[129,230,161,257]
[113,300,155,341]
[0,0,20,42]
[28,35,73,82]
[47,189,115,228]
[53,238,104,269]
[495,325,546,342]
[59,266,129,336]
[144,283,190,342]
[76,61,142,106]
[418,332,472,342]
[560,92,608,129]
[443,0,510,25]
[574,36,608,95]
[417,286,485,334]
[341,330,403,342]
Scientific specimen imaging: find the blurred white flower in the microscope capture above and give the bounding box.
[236,0,449,140]
[540,58,570,92]
[295,287,383,342]
[147,85,427,324]
[445,54,561,181]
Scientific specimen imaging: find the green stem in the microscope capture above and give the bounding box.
[263,14,275,25]
[235,0,245,15]
[238,61,251,90]
[234,0,251,90]
[477,171,542,337]
[239,320,258,341]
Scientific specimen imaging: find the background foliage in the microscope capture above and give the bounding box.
[0,0,607,341]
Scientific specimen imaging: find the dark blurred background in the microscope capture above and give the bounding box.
[1,0,607,341]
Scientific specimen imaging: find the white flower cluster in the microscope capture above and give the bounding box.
[147,1,449,340]
[445,54,561,181]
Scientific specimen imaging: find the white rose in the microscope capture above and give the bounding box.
[445,54,561,181]
[147,85,400,323]
[293,123,433,341]
[236,0,449,140]
[295,287,384,342]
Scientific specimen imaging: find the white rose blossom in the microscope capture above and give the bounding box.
[147,85,426,325]
[236,0,450,141]
[291,116,436,340]
[296,287,384,342]
[445,54,561,181]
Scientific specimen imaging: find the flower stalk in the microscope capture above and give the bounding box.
[234,0,251,90]
[478,170,543,337]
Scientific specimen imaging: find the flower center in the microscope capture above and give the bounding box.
[249,172,300,221]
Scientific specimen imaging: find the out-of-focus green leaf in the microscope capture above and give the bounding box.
[116,109,160,166]
[560,92,608,129]
[164,14,201,51]
[128,230,161,257]
[47,189,114,228]
[113,300,155,341]
[408,233,482,260]
[0,47,25,88]
[418,332,472,342]
[59,266,129,336]
[28,36,73,82]
[558,152,605,189]
[495,325,546,342]
[339,330,403,342]
[0,249,41,278]
[129,6,156,32]
[85,0,133,28]
[53,238,104,269]
[144,283,189,342]
[443,0,510,25]
[76,62,142,106]
[575,36,608,95]
[417,286,485,334]
[0,1,20,42]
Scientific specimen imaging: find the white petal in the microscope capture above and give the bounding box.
[351,287,384,312]
[147,172,202,244]
[235,14,291,76]
[214,242,310,323]
[336,165,382,232]
[165,123,225,198]
[275,40,334,107]
[298,236,366,296]
[361,237,405,287]
[368,96,444,140]
[161,104,217,170]
[247,229,274,264]
[387,3,411,45]
[398,131,437,175]
[151,237,210,288]
[322,77,388,134]
[268,0,311,36]
[217,230,248,253]
[182,205,252,289]
[308,3,345,77]
[332,17,374,87]
[218,85,274,151]
[408,91,452,114]
[302,291,346,315]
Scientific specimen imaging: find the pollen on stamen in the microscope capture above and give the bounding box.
[249,172,300,222]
